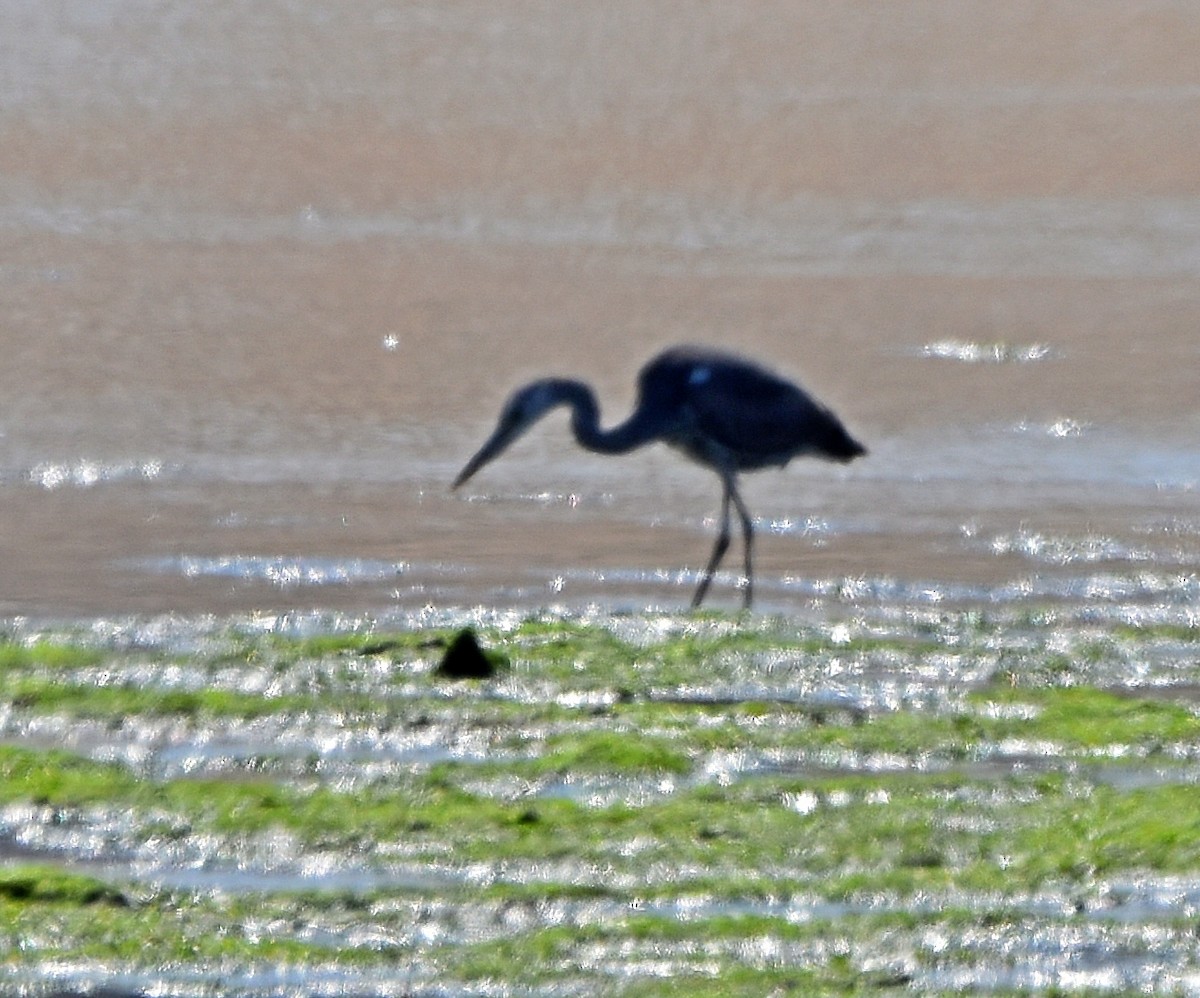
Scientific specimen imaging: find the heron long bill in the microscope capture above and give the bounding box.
[451,420,520,490]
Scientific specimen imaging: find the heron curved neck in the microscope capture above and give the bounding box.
[544,378,660,455]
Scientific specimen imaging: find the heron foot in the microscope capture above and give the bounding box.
[736,576,753,610]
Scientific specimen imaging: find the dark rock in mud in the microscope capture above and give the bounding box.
[436,628,502,679]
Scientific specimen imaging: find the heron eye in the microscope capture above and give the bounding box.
[688,366,712,386]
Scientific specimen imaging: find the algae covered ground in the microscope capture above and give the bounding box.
[2,605,1200,995]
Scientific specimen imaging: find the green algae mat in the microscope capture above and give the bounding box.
[2,608,1200,995]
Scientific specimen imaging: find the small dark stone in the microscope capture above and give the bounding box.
[358,638,407,656]
[435,628,497,679]
[867,971,914,988]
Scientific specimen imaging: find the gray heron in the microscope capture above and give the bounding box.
[453,346,866,608]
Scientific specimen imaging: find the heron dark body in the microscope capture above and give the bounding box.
[453,346,865,608]
[632,347,865,471]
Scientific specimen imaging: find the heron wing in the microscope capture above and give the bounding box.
[638,346,862,468]
[689,368,829,461]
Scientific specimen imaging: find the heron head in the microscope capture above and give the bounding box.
[451,381,564,489]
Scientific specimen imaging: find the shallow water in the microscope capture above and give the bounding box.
[2,3,1200,994]
[2,606,1200,993]
[1,0,1198,618]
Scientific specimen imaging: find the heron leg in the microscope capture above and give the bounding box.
[691,478,732,608]
[728,479,754,609]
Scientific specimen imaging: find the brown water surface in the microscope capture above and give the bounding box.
[1,1,1198,617]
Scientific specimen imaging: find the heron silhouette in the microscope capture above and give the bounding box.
[452,346,866,608]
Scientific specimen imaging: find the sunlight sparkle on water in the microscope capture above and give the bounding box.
[28,458,165,489]
[920,339,1053,363]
